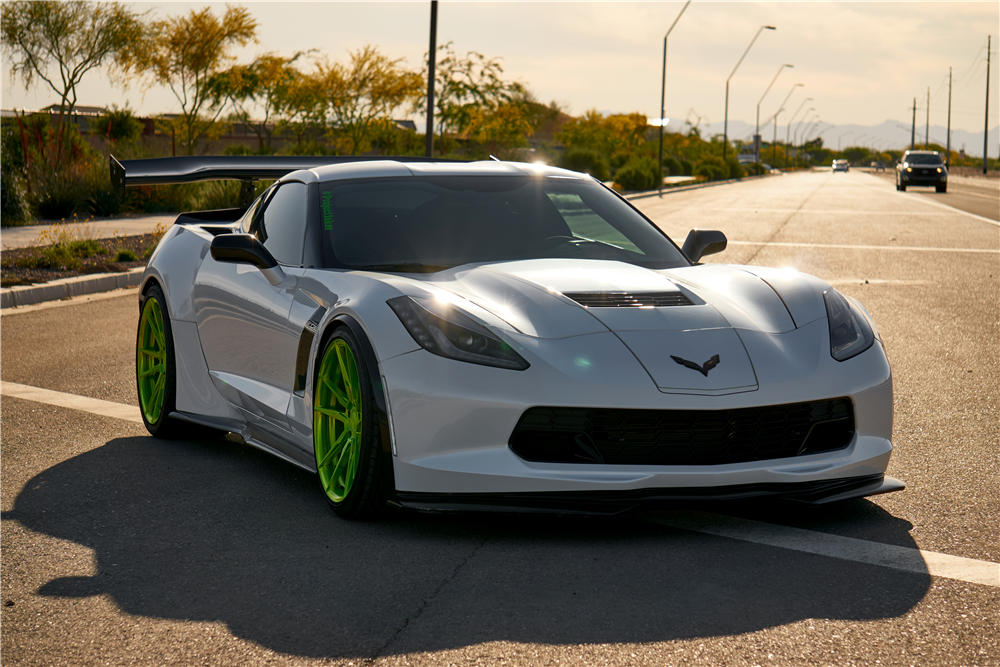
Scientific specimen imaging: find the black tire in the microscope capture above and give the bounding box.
[313,327,385,520]
[899,183,906,192]
[136,284,185,438]
[936,184,947,193]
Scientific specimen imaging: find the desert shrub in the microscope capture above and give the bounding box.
[726,156,744,179]
[94,106,144,143]
[743,161,767,176]
[663,156,683,177]
[558,148,610,182]
[1,170,31,225]
[285,140,329,156]
[67,238,103,257]
[614,156,659,191]
[223,143,255,156]
[679,159,693,176]
[693,156,728,181]
[115,248,139,262]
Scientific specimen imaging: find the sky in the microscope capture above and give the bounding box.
[2,1,998,146]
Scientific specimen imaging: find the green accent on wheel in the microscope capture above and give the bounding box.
[136,296,168,424]
[314,339,363,503]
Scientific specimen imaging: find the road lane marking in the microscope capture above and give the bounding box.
[726,240,998,254]
[858,182,1000,227]
[647,511,999,588]
[1,381,143,424]
[4,380,997,587]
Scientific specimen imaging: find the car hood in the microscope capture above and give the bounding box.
[399,259,833,395]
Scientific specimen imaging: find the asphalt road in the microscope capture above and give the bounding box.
[2,170,998,666]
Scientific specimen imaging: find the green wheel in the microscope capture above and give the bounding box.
[136,284,181,437]
[313,328,384,519]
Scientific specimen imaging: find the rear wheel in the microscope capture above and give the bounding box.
[313,328,384,519]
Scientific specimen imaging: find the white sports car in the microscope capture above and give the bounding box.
[116,155,903,519]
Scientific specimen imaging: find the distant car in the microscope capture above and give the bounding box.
[832,160,849,172]
[870,161,885,172]
[116,154,903,519]
[895,150,947,192]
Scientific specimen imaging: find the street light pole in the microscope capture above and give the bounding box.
[756,63,792,163]
[786,98,812,167]
[794,110,815,146]
[838,130,853,152]
[771,83,802,167]
[658,0,692,197]
[424,0,438,157]
[724,25,776,163]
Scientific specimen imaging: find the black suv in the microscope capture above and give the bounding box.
[895,150,947,193]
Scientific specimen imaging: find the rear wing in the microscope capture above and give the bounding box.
[110,155,465,210]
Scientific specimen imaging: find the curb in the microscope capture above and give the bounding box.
[624,172,779,201]
[1,268,144,310]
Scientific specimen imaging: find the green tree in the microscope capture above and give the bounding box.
[310,46,424,155]
[209,51,308,153]
[466,102,534,159]
[557,110,650,162]
[1,0,146,120]
[424,42,525,153]
[140,6,257,155]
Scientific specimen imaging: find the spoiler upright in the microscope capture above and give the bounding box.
[110,155,465,211]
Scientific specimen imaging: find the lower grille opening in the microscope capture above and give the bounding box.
[509,399,855,466]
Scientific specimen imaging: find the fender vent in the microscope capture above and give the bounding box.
[563,292,693,308]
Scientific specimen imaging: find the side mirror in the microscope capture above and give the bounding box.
[210,233,285,285]
[681,229,727,263]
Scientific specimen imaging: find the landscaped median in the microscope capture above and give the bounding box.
[1,267,144,309]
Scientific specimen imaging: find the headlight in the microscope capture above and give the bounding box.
[823,289,875,361]
[387,295,529,370]
[905,167,912,172]
[936,167,943,173]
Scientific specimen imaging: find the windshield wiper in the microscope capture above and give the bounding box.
[352,263,452,273]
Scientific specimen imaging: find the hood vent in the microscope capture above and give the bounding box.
[563,291,693,308]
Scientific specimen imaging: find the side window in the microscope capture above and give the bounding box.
[257,182,308,266]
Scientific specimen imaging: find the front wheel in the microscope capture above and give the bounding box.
[136,284,183,437]
[936,184,947,193]
[313,328,385,519]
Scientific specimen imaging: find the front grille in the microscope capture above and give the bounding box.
[563,291,693,308]
[509,399,855,466]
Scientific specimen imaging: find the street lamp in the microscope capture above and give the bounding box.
[658,0,692,196]
[838,130,853,152]
[723,24,776,162]
[785,97,812,167]
[794,109,815,147]
[756,63,793,162]
[771,83,802,166]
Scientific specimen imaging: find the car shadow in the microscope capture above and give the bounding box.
[4,435,929,659]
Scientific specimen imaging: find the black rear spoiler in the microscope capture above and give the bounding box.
[110,155,466,210]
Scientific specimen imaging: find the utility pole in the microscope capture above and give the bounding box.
[658,0,691,197]
[984,35,991,174]
[946,67,952,167]
[925,87,930,149]
[910,97,916,149]
[424,0,438,158]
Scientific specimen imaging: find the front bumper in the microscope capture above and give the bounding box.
[900,168,946,185]
[381,319,897,503]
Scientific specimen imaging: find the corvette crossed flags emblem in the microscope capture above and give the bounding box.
[671,354,721,377]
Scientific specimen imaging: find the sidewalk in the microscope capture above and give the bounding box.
[1,214,177,250]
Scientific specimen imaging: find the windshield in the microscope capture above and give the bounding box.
[905,153,943,165]
[318,176,689,272]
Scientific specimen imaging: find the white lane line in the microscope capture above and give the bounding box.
[647,511,999,588]
[4,380,997,587]
[727,240,998,254]
[1,381,143,424]
[857,182,1000,227]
